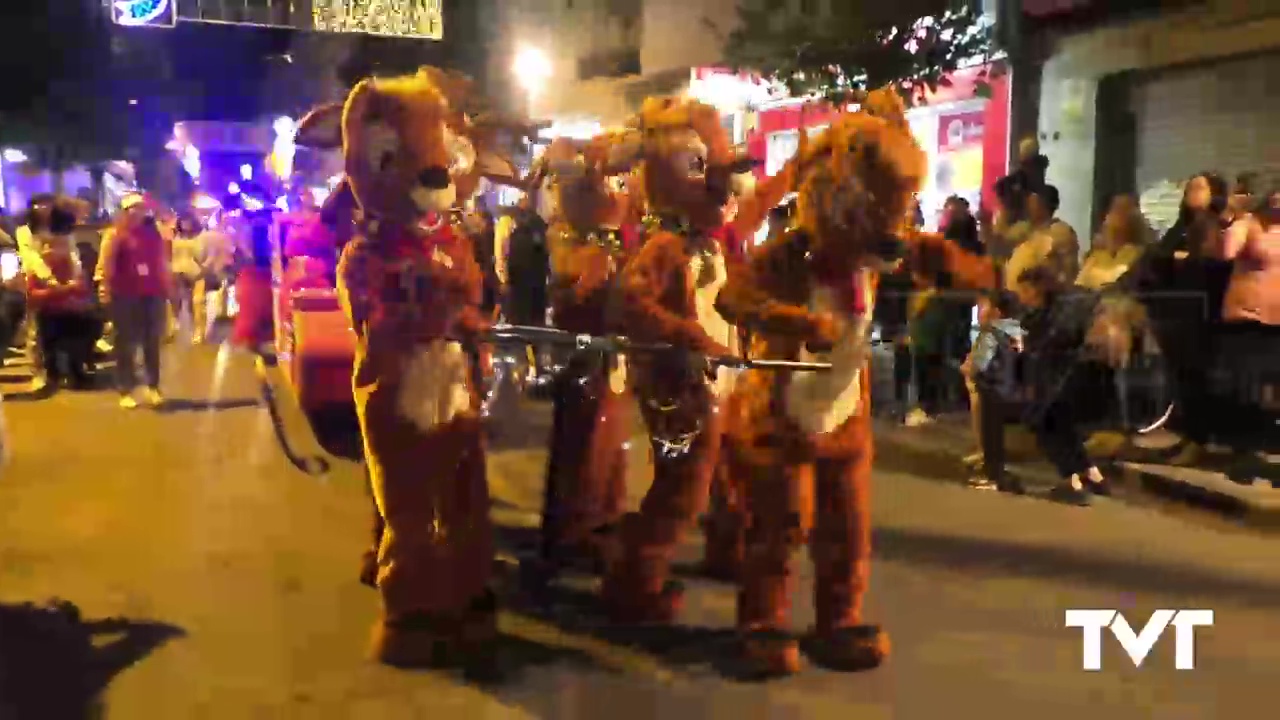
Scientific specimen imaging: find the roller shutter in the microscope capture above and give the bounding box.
[1131,52,1280,202]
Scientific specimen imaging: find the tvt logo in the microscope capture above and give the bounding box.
[1065,609,1213,670]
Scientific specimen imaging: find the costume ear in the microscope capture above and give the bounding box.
[296,102,344,149]
[341,80,378,176]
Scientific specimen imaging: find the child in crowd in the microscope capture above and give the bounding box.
[963,289,1027,493]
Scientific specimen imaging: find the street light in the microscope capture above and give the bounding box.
[512,45,552,113]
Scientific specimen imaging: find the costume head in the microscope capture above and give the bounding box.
[293,67,536,226]
[778,87,927,269]
[529,133,634,231]
[604,96,756,230]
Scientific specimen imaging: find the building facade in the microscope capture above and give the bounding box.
[1027,0,1280,236]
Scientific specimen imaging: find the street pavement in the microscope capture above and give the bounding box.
[3,343,1280,719]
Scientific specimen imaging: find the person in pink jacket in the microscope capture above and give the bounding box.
[1212,198,1279,464]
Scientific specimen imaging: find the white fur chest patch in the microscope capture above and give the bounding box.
[784,269,876,435]
[396,339,473,432]
[688,248,739,398]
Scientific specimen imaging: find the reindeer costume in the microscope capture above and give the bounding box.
[293,68,530,667]
[715,89,996,677]
[521,135,641,579]
[595,97,764,623]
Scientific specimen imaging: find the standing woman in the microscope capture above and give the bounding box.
[169,214,204,340]
[96,194,171,409]
[1128,172,1231,464]
[1212,192,1280,467]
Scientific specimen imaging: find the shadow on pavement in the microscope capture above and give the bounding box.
[156,397,260,413]
[872,525,1280,608]
[465,631,617,687]
[505,583,737,673]
[0,600,184,720]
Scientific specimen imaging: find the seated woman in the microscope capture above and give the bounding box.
[26,233,103,390]
[1077,194,1149,291]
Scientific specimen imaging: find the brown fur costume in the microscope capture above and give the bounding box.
[293,68,529,668]
[596,96,764,623]
[521,134,641,578]
[714,88,996,678]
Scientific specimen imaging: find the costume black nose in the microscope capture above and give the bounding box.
[418,166,451,190]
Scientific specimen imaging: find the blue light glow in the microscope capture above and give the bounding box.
[114,0,170,26]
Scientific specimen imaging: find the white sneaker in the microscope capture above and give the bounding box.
[119,395,140,409]
[141,388,164,408]
[903,408,934,427]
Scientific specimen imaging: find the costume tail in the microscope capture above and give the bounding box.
[254,353,331,476]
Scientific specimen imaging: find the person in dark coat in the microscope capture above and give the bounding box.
[1123,172,1232,464]
[503,198,550,327]
[1013,265,1130,505]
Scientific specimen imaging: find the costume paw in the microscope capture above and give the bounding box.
[602,579,685,625]
[369,614,459,668]
[803,624,889,672]
[359,550,378,589]
[729,630,802,680]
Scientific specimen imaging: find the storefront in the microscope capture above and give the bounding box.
[746,63,1012,232]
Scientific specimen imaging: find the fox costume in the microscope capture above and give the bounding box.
[293,67,531,668]
[715,88,997,678]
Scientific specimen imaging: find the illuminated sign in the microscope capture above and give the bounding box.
[312,0,444,39]
[112,0,176,27]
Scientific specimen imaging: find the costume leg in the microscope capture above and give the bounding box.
[807,446,888,671]
[359,463,382,588]
[602,392,721,623]
[539,364,629,572]
[365,413,495,667]
[735,457,811,677]
[701,425,745,581]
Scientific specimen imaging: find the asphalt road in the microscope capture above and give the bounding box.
[2,343,1279,719]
